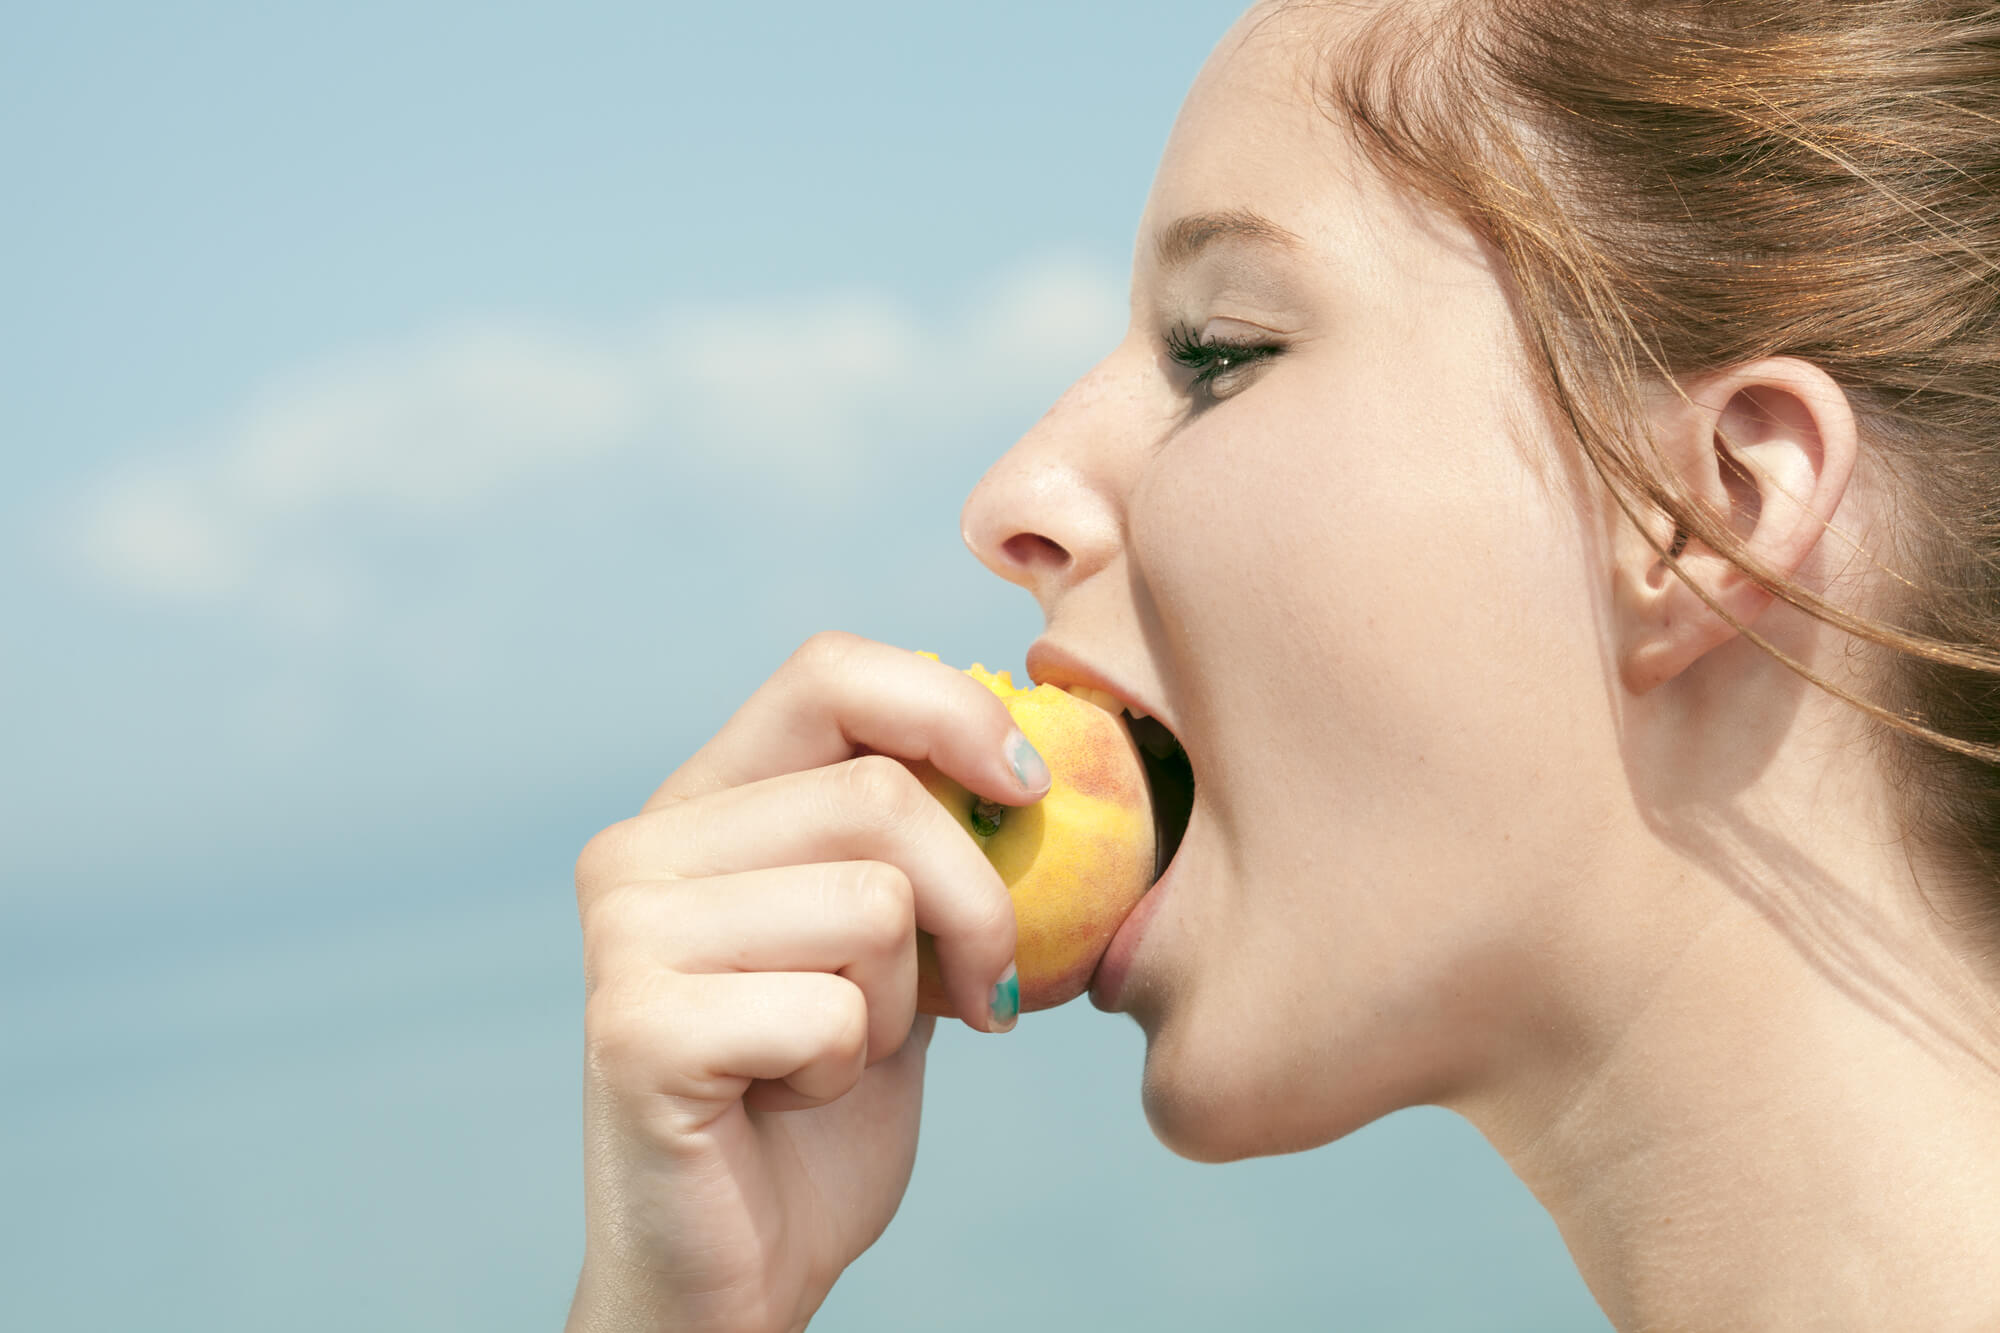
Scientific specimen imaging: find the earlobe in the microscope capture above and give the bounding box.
[1616,359,1859,696]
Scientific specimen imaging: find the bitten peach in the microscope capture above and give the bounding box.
[905,652,1157,1017]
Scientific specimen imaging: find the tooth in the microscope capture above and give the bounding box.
[1066,685,1124,716]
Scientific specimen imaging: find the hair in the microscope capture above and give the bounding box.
[1274,0,2000,942]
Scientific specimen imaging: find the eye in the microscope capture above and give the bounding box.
[1163,321,1286,405]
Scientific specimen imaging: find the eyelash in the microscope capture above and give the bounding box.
[1163,322,1285,403]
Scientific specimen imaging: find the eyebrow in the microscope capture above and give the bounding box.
[1152,209,1303,271]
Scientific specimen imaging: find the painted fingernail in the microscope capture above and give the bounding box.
[1006,729,1050,794]
[988,962,1019,1033]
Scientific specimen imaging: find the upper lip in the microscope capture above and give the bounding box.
[1024,639,1177,738]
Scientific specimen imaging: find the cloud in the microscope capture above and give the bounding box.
[229,320,646,515]
[53,255,1126,621]
[77,469,250,602]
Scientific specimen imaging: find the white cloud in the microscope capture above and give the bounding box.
[961,257,1130,386]
[56,255,1126,618]
[655,294,921,427]
[228,319,646,516]
[76,469,250,601]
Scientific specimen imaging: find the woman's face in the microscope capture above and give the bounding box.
[961,4,1633,1161]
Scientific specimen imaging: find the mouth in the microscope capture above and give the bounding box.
[1128,712,1194,883]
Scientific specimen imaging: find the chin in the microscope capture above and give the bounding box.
[1133,1014,1399,1165]
[1142,1082,1283,1164]
[1128,984,1456,1160]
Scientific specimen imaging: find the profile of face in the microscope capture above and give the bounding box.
[962,4,1670,1163]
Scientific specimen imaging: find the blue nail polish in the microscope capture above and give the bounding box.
[988,963,1019,1032]
[1007,730,1051,793]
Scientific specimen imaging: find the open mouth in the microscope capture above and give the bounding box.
[1126,712,1195,884]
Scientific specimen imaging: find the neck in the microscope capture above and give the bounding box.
[1457,799,2000,1330]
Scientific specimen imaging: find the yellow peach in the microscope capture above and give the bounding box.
[904,652,1156,1017]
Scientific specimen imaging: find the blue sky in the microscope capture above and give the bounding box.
[4,3,1609,1328]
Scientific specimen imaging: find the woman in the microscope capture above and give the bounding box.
[567,1,2000,1327]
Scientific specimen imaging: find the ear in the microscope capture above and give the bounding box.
[1616,357,1859,696]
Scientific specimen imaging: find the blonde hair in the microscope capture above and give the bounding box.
[1284,0,2000,936]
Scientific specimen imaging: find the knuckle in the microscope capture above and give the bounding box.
[573,819,634,905]
[579,912,613,990]
[843,860,913,952]
[582,982,662,1078]
[578,886,656,987]
[821,975,871,1061]
[791,629,861,678]
[834,753,928,832]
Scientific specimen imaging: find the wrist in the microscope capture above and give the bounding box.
[566,1254,686,1333]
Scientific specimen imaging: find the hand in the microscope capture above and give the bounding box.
[566,632,1046,1333]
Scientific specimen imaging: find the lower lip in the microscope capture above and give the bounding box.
[1090,851,1176,1012]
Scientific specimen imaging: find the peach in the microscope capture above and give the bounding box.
[904,651,1157,1017]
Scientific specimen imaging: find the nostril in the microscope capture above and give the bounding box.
[1001,531,1067,572]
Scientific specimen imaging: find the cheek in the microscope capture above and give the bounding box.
[1137,367,1602,778]
[1125,368,1622,1153]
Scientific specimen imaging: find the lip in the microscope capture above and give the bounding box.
[1090,839,1177,1013]
[1030,638,1193,1014]
[1024,639,1176,738]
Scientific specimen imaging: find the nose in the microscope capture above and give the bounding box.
[960,349,1147,617]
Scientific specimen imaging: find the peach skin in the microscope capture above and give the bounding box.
[904,652,1157,1017]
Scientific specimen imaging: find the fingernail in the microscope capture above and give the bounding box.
[1006,729,1050,794]
[988,962,1019,1033]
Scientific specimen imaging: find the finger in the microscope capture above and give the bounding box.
[642,631,1050,815]
[584,861,918,1068]
[580,754,1017,1031]
[744,1013,937,1114]
[591,970,870,1117]
[742,1079,829,1113]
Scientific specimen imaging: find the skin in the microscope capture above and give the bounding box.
[955,3,2000,1328]
[569,5,2000,1330]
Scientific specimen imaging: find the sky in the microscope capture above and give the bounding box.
[3,2,1611,1328]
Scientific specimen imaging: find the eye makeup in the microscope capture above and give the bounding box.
[1163,320,1288,404]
